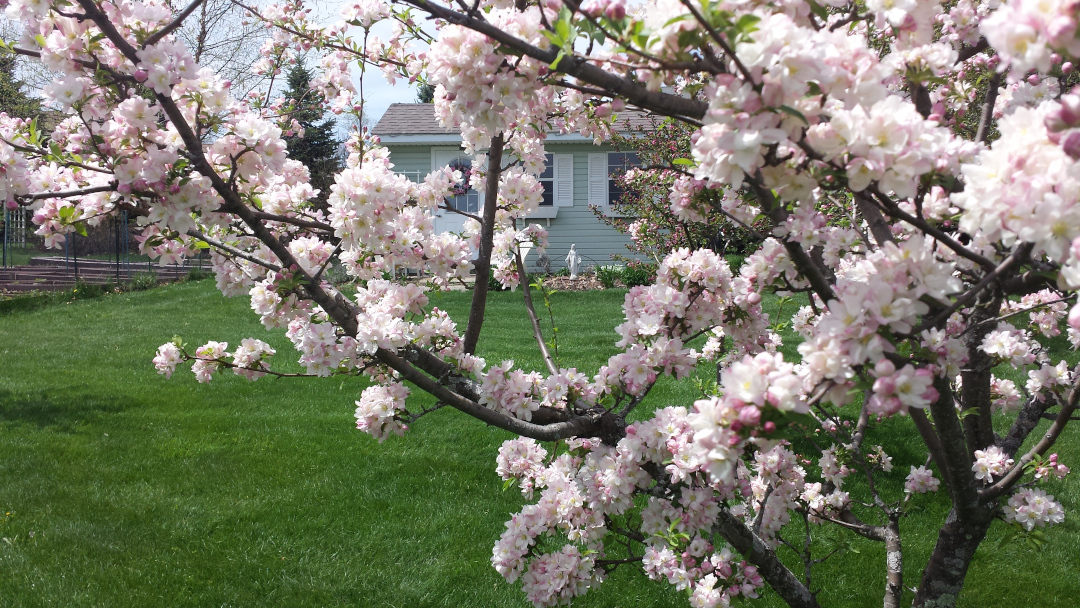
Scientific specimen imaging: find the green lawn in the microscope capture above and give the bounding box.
[0,281,1076,607]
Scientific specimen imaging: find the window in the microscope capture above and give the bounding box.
[539,154,554,206]
[588,152,640,208]
[446,157,480,214]
[607,152,640,205]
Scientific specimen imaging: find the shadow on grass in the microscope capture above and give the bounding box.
[0,389,138,432]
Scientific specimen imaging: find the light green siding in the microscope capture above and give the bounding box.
[385,142,641,271]
[386,146,432,182]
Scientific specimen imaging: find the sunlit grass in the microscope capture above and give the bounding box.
[0,281,1075,607]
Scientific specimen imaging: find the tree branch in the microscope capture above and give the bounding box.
[462,133,504,355]
[146,0,209,47]
[185,229,282,272]
[981,379,1080,502]
[514,244,558,376]
[714,509,822,608]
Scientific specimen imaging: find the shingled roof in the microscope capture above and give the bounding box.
[372,103,660,137]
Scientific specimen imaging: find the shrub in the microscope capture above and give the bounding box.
[129,272,158,292]
[594,265,621,289]
[487,269,508,292]
[622,259,657,287]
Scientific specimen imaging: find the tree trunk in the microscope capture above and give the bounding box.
[912,508,994,608]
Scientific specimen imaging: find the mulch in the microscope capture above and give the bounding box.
[541,275,606,291]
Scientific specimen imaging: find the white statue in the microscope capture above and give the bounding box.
[565,244,581,278]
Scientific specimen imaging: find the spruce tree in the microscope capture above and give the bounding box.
[416,82,435,103]
[282,62,341,208]
[0,54,42,120]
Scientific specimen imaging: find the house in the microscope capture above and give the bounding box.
[371,103,656,271]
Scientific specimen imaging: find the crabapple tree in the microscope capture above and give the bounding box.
[593,117,763,261]
[2,0,1080,606]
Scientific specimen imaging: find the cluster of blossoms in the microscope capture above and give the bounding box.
[981,0,1080,75]
[980,323,1041,368]
[152,338,275,382]
[972,446,1014,482]
[867,360,939,415]
[955,102,1080,262]
[1035,453,1071,481]
[354,383,410,442]
[643,545,764,607]
[797,235,961,404]
[905,465,941,494]
[1003,487,1066,531]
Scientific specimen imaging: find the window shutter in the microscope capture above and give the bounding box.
[588,153,607,206]
[554,154,574,207]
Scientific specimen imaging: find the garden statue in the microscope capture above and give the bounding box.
[564,244,581,279]
[3,0,1080,606]
[536,252,550,276]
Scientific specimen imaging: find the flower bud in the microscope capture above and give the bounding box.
[1062,131,1080,160]
[604,0,625,20]
[1061,94,1080,126]
[874,359,896,377]
[133,69,148,82]
[738,406,761,427]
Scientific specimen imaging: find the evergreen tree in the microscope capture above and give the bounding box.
[281,62,341,207]
[416,82,435,103]
[0,53,42,120]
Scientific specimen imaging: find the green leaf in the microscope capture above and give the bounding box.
[807,0,830,21]
[958,408,980,420]
[541,30,564,48]
[73,221,88,237]
[550,50,566,70]
[33,34,46,48]
[672,158,695,166]
[778,105,809,126]
[734,14,761,36]
[663,13,694,28]
[555,11,570,43]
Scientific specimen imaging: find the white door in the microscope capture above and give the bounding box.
[432,150,483,235]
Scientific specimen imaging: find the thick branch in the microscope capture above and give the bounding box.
[999,395,1057,458]
[462,134,504,355]
[883,516,903,608]
[374,348,599,440]
[715,510,822,608]
[981,380,1080,502]
[401,0,709,122]
[975,72,1001,144]
[910,408,953,489]
[17,183,117,201]
[927,377,980,521]
[747,176,836,303]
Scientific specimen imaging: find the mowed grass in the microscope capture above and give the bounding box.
[0,280,1076,608]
